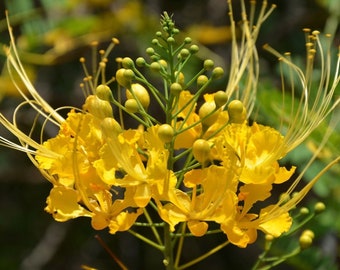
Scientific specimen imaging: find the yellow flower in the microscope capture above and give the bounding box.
[218,122,296,185]
[157,164,239,236]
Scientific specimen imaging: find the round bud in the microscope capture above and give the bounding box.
[158,124,174,143]
[184,37,192,44]
[126,83,150,109]
[299,234,313,250]
[159,59,168,69]
[314,202,326,213]
[136,57,146,67]
[146,47,155,55]
[125,99,139,113]
[197,75,209,87]
[214,91,228,107]
[180,48,190,59]
[189,45,199,54]
[167,37,175,44]
[173,28,179,34]
[228,100,246,123]
[192,139,211,163]
[124,69,135,81]
[150,62,161,72]
[199,101,218,126]
[116,68,131,88]
[212,67,224,79]
[150,55,159,62]
[302,230,315,240]
[122,57,134,68]
[170,82,182,93]
[156,31,162,37]
[203,59,214,70]
[95,84,112,101]
[152,39,159,45]
[299,207,309,215]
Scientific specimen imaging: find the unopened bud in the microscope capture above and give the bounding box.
[199,101,218,126]
[158,124,174,143]
[212,67,224,79]
[170,82,182,94]
[197,75,209,87]
[192,139,211,163]
[125,99,139,113]
[314,202,326,213]
[214,91,228,107]
[84,95,113,119]
[126,83,150,109]
[95,84,112,101]
[116,68,131,88]
[228,100,246,123]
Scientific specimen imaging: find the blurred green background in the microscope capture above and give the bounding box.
[0,0,339,269]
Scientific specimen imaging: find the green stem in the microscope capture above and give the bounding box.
[163,223,174,270]
[178,241,230,270]
[128,229,164,251]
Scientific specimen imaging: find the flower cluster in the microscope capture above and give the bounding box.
[1,0,340,268]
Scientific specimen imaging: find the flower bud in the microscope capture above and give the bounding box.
[184,37,192,44]
[199,101,218,126]
[179,48,190,59]
[214,90,228,107]
[299,230,314,249]
[192,139,211,163]
[122,57,134,68]
[150,62,161,72]
[116,68,131,88]
[314,202,326,213]
[212,67,224,79]
[146,47,155,55]
[228,100,246,123]
[204,59,214,70]
[95,84,112,101]
[83,95,113,119]
[136,57,146,67]
[125,99,139,113]
[189,45,199,54]
[197,75,209,87]
[126,83,150,109]
[170,82,182,94]
[158,124,174,143]
[299,207,309,215]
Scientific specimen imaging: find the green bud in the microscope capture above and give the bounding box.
[212,67,224,79]
[300,207,309,215]
[152,39,159,45]
[125,99,139,113]
[167,37,175,44]
[158,124,174,143]
[214,91,228,107]
[122,57,134,68]
[95,84,112,101]
[299,234,313,250]
[203,59,214,70]
[189,44,199,54]
[170,82,182,93]
[197,75,209,87]
[123,69,135,81]
[314,202,326,213]
[156,31,162,37]
[180,48,190,59]
[150,62,161,72]
[146,47,155,55]
[136,57,146,67]
[184,37,192,44]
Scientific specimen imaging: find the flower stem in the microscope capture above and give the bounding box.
[163,223,174,269]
